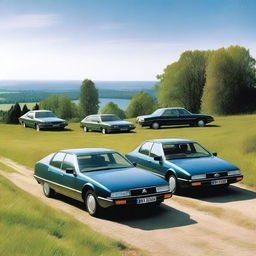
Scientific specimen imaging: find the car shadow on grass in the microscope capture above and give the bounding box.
[54,193,197,230]
[177,185,256,203]
[41,128,74,132]
[144,124,221,130]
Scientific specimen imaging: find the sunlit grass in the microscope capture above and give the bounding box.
[0,175,127,256]
[0,114,255,187]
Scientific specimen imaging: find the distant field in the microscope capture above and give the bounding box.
[0,114,255,187]
[0,102,38,111]
[0,175,127,256]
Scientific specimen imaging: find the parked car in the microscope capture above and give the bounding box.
[19,110,68,131]
[136,107,214,129]
[126,138,243,192]
[80,114,135,134]
[34,148,173,216]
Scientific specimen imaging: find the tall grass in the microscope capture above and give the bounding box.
[0,114,255,187]
[0,175,126,256]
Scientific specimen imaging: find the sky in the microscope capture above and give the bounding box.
[0,0,255,81]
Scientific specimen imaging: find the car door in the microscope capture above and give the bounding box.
[61,153,82,201]
[177,109,194,125]
[147,143,168,177]
[134,142,154,170]
[89,116,100,131]
[48,152,68,195]
[161,109,180,125]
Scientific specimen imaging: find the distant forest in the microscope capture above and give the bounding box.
[0,89,155,104]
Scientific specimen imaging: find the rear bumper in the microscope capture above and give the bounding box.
[178,175,243,189]
[97,191,172,208]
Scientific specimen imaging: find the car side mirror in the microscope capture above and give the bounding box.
[154,156,163,163]
[212,152,217,156]
[133,162,137,167]
[66,167,75,174]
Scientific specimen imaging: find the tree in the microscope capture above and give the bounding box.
[201,46,256,115]
[40,95,78,119]
[21,104,30,115]
[157,50,210,113]
[33,103,40,110]
[79,79,99,117]
[126,91,156,118]
[5,103,21,124]
[101,102,126,119]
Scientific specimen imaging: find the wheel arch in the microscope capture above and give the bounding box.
[82,183,95,200]
[165,168,177,181]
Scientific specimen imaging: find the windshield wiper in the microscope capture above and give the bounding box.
[81,166,131,172]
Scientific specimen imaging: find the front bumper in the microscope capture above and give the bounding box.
[39,123,67,129]
[97,191,172,208]
[108,126,135,132]
[178,175,243,189]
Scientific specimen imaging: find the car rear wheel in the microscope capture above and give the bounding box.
[85,190,101,217]
[197,119,205,127]
[168,174,177,193]
[83,126,89,132]
[151,122,160,129]
[36,124,40,131]
[43,182,55,198]
[101,128,108,134]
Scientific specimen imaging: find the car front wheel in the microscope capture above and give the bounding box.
[23,122,27,128]
[43,182,55,198]
[197,119,205,127]
[36,124,40,131]
[83,126,89,132]
[85,190,101,217]
[168,175,177,193]
[151,122,160,129]
[101,128,108,134]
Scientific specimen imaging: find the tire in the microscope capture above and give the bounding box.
[151,122,160,129]
[36,124,40,131]
[101,128,108,134]
[168,174,177,193]
[85,190,101,217]
[43,182,55,198]
[83,126,88,132]
[197,119,205,127]
[23,122,27,128]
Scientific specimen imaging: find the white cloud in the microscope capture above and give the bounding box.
[0,14,61,30]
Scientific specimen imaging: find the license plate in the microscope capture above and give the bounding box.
[53,124,60,127]
[211,179,227,185]
[137,196,156,204]
[120,128,128,131]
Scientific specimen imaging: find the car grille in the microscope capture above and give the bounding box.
[51,122,63,124]
[206,171,228,179]
[130,187,156,196]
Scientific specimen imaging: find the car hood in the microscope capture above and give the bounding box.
[137,114,154,119]
[83,167,167,192]
[36,117,65,122]
[102,120,133,126]
[167,157,238,175]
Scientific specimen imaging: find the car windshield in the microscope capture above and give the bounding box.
[163,142,211,160]
[101,115,121,122]
[152,109,163,116]
[35,112,56,118]
[78,152,132,172]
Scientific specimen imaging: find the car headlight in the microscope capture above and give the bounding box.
[191,174,206,180]
[138,118,144,122]
[111,190,130,198]
[156,185,170,193]
[228,170,241,176]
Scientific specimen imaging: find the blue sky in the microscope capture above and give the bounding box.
[0,0,255,80]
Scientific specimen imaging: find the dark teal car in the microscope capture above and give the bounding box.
[126,139,243,192]
[80,114,135,134]
[34,148,172,216]
[19,110,68,131]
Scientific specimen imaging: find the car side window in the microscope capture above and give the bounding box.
[162,109,179,117]
[50,152,66,169]
[178,109,190,116]
[85,116,92,122]
[139,142,153,156]
[91,116,100,122]
[150,143,163,158]
[62,154,75,170]
[27,112,34,119]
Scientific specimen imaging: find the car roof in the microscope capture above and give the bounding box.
[87,114,116,117]
[59,148,116,156]
[145,138,195,144]
[156,107,186,111]
[30,110,52,113]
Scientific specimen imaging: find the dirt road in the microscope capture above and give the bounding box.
[1,156,256,256]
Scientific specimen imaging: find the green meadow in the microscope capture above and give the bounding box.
[0,175,128,256]
[0,114,255,187]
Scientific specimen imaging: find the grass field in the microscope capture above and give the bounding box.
[0,102,38,111]
[0,174,129,256]
[0,114,255,187]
